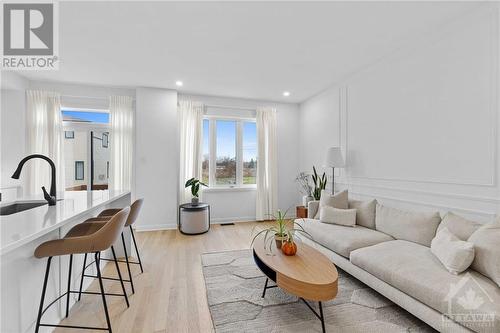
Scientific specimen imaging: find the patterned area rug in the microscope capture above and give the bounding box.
[201,249,436,333]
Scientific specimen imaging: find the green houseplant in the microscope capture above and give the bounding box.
[251,209,312,253]
[185,177,207,205]
[311,166,327,200]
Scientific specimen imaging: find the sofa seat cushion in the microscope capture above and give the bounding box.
[351,240,500,332]
[296,218,394,258]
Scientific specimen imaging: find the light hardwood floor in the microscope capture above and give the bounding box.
[54,221,273,333]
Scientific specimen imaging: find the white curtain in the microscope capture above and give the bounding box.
[178,99,204,203]
[26,90,64,196]
[256,107,278,220]
[109,95,134,191]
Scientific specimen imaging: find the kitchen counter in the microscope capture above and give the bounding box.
[0,190,130,255]
[1,190,131,333]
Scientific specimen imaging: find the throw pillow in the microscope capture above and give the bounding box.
[319,206,357,227]
[431,227,475,274]
[437,212,482,241]
[467,222,500,287]
[375,204,441,247]
[314,189,348,219]
[348,199,377,229]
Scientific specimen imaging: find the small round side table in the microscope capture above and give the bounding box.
[178,203,211,235]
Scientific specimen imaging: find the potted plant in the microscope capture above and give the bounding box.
[311,166,327,200]
[251,209,312,252]
[185,177,207,205]
[295,172,313,206]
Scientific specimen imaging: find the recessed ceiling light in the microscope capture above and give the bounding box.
[176,81,183,87]
[283,91,290,97]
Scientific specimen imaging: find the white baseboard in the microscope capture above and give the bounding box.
[211,216,256,223]
[134,215,297,232]
[134,223,177,232]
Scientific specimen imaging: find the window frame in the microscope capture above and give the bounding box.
[75,161,85,180]
[203,115,257,189]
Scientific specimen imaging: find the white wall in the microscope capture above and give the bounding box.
[1,72,29,201]
[182,94,301,223]
[135,87,178,230]
[299,4,500,222]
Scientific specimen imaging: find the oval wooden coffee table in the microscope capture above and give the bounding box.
[253,237,338,333]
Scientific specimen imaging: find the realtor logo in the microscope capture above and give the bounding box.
[2,2,58,70]
[442,273,496,329]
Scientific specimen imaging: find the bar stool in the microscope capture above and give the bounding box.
[79,199,144,295]
[34,207,130,333]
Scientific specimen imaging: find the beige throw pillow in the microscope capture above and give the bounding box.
[431,227,475,274]
[437,212,482,241]
[375,204,441,247]
[348,199,377,229]
[467,222,500,287]
[314,189,348,219]
[319,206,357,227]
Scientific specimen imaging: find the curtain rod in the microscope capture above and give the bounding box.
[204,104,256,111]
[61,94,136,101]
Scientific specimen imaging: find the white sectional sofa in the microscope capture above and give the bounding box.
[296,200,499,333]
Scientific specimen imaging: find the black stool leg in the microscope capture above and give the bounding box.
[65,254,73,318]
[95,252,112,333]
[121,232,135,294]
[111,245,129,307]
[35,256,52,333]
[130,226,144,273]
[78,253,87,301]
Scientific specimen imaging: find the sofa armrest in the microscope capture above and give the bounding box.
[307,201,320,219]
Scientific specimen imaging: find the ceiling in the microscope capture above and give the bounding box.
[21,1,480,103]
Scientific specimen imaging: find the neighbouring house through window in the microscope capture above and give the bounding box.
[202,117,257,187]
[62,109,110,191]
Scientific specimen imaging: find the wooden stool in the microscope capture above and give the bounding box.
[34,207,130,333]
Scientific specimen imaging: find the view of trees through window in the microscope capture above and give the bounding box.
[202,118,257,186]
[243,122,257,184]
[216,120,236,185]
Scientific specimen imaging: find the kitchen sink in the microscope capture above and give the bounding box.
[0,201,48,216]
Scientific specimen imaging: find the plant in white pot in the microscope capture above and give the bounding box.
[295,172,313,206]
[185,178,207,205]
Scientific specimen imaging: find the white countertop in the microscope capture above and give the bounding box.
[0,190,130,255]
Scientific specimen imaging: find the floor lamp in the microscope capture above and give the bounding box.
[325,147,345,194]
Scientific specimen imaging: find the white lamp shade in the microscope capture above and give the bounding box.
[325,147,345,167]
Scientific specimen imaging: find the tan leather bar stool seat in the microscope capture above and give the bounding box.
[34,208,130,333]
[98,199,143,227]
[35,209,129,259]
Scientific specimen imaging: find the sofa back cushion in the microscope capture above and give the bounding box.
[437,212,482,241]
[314,190,348,219]
[430,227,475,274]
[319,206,357,227]
[348,199,377,229]
[468,222,500,287]
[375,204,441,247]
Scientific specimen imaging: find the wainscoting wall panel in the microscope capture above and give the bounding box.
[300,4,500,222]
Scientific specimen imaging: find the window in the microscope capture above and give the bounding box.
[243,122,257,184]
[202,119,209,184]
[62,109,110,191]
[216,120,236,185]
[203,117,257,187]
[75,161,84,180]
